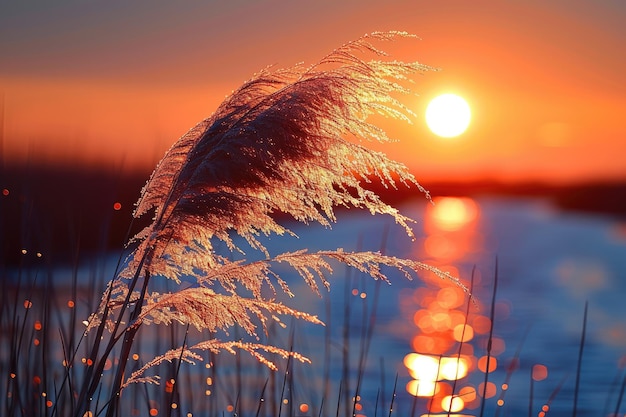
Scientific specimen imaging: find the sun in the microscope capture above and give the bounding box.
[425,94,471,138]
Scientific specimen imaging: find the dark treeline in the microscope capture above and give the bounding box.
[2,164,625,267]
[1,164,149,267]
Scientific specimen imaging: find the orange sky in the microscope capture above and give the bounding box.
[1,1,625,184]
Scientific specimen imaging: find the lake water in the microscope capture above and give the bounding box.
[6,195,626,417]
[261,194,626,416]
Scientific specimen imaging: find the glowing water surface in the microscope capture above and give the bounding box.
[9,196,626,416]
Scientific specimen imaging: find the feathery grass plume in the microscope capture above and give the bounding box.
[83,31,467,416]
[121,30,435,282]
[123,340,312,389]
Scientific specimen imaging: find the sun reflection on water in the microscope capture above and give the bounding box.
[428,197,479,232]
[403,196,503,414]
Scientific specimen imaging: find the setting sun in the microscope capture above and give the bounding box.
[425,94,471,138]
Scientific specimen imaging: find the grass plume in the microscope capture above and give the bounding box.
[68,31,464,416]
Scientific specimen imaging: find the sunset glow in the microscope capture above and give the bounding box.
[2,3,626,416]
[1,1,624,184]
[425,94,471,138]
[402,194,507,413]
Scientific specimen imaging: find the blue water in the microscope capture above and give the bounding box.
[260,195,626,416]
[10,195,626,416]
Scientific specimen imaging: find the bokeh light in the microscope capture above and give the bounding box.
[532,364,548,381]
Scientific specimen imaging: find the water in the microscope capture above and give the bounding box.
[6,195,626,416]
[265,195,626,416]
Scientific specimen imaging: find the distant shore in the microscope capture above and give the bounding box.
[2,164,625,266]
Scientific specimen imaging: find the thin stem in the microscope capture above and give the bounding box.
[104,268,152,417]
[479,258,499,417]
[572,301,588,417]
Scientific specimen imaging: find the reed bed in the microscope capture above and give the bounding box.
[3,258,624,416]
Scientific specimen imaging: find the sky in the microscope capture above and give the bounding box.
[1,0,625,185]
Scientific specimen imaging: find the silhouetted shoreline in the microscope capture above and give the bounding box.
[2,164,625,266]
